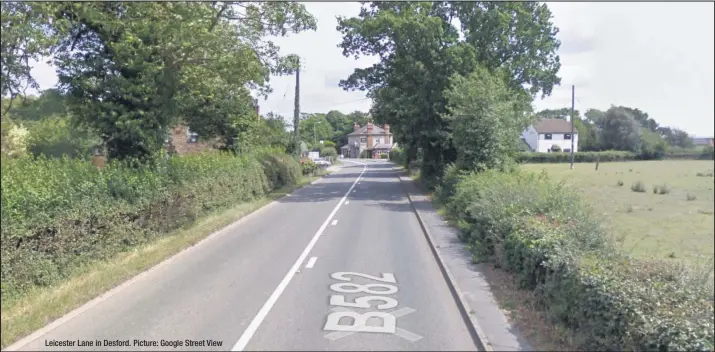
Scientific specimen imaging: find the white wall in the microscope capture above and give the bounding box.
[536,132,579,153]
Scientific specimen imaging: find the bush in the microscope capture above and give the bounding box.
[550,144,561,152]
[26,115,101,159]
[389,147,405,165]
[300,158,317,176]
[1,149,299,299]
[380,153,388,159]
[442,170,714,351]
[631,180,647,193]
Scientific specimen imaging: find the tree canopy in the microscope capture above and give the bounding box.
[338,1,561,186]
[1,2,316,160]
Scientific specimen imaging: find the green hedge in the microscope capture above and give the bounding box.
[0,149,300,299]
[518,147,713,164]
[517,150,636,163]
[437,168,714,351]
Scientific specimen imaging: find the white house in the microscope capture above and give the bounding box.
[521,118,579,153]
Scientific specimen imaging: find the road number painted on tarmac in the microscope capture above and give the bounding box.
[324,271,399,334]
[331,272,396,283]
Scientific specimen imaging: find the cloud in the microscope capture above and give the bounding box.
[26,2,714,135]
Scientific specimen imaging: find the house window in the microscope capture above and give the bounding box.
[564,133,571,140]
[375,138,381,145]
[544,133,552,140]
[360,137,367,143]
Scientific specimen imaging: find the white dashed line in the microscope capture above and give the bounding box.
[231,165,367,351]
[305,257,317,269]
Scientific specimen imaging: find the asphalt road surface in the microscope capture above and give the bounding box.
[12,160,481,351]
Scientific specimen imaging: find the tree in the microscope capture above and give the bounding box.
[584,108,606,127]
[300,114,334,144]
[660,127,693,149]
[573,117,599,151]
[639,128,668,160]
[338,2,561,187]
[599,106,642,152]
[535,108,576,120]
[3,2,317,160]
[256,112,291,150]
[443,67,532,172]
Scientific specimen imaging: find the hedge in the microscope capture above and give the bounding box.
[0,149,301,299]
[436,166,714,351]
[518,147,714,164]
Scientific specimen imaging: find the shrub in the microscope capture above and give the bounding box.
[26,115,101,159]
[550,144,561,152]
[617,180,624,186]
[687,193,697,201]
[380,153,388,159]
[653,184,671,195]
[389,147,405,165]
[1,149,299,300]
[631,180,646,193]
[441,170,714,351]
[300,158,317,176]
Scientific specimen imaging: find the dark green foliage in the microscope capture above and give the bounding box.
[0,149,300,299]
[441,170,714,351]
[517,150,636,163]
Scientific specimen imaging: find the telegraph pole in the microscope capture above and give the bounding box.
[293,57,301,158]
[570,85,575,169]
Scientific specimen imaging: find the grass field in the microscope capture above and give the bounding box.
[522,160,715,265]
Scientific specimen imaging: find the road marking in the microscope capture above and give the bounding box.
[231,165,368,351]
[352,190,356,193]
[345,201,349,205]
[331,220,338,226]
[324,307,422,342]
[305,257,317,269]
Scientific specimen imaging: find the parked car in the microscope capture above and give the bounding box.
[312,158,331,167]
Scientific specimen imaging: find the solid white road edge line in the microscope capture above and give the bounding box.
[305,257,318,269]
[231,164,368,351]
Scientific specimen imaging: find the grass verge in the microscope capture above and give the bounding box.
[0,175,319,349]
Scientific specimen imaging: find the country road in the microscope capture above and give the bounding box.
[9,160,482,352]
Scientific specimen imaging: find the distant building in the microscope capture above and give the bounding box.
[692,137,714,147]
[521,118,579,153]
[340,122,397,158]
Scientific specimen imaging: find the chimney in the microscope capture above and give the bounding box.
[383,124,390,145]
[353,122,360,132]
[367,123,374,148]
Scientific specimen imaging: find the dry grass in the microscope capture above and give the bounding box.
[477,263,579,351]
[0,176,319,349]
[522,160,715,264]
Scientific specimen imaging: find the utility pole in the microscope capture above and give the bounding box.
[293,57,301,158]
[570,84,575,170]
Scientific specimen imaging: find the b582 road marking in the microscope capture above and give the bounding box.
[323,271,422,342]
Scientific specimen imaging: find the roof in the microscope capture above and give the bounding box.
[533,118,577,134]
[348,124,386,136]
[372,143,392,150]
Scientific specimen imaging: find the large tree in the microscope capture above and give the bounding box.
[599,106,642,152]
[338,2,561,186]
[2,2,316,160]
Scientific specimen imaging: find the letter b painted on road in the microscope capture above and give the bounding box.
[324,311,396,334]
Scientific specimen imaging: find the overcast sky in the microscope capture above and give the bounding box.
[30,2,714,136]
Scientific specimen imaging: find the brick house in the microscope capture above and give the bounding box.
[340,122,396,158]
[164,124,222,156]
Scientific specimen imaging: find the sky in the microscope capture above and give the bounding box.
[29,2,715,136]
